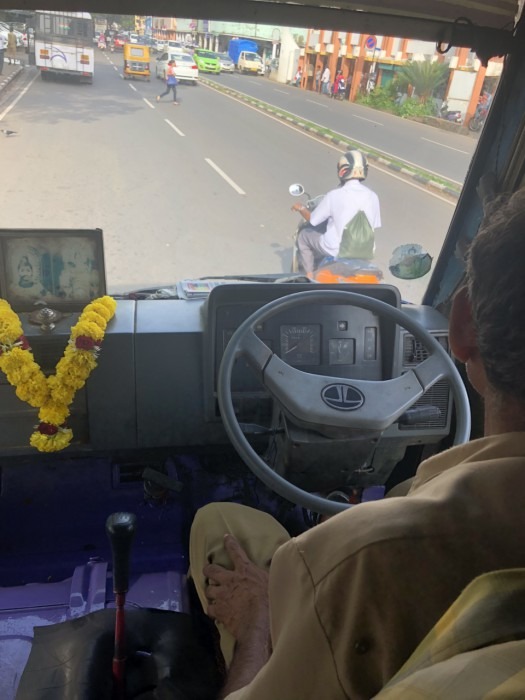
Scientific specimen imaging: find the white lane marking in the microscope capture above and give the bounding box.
[0,71,40,122]
[129,84,137,92]
[353,114,384,126]
[201,84,455,206]
[306,99,329,108]
[421,137,470,155]
[274,89,287,94]
[205,158,246,195]
[165,118,185,136]
[113,65,118,71]
[143,98,155,109]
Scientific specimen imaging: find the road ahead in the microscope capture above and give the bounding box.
[208,72,476,184]
[0,53,460,302]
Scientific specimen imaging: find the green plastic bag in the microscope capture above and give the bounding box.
[338,210,375,260]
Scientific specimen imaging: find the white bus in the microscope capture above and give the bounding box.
[31,11,94,83]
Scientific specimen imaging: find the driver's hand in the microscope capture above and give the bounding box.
[203,534,270,643]
[291,203,304,212]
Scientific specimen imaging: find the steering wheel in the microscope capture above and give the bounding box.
[218,290,470,515]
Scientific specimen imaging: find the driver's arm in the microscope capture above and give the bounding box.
[223,538,347,700]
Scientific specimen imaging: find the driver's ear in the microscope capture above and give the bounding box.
[450,286,488,397]
[449,286,477,363]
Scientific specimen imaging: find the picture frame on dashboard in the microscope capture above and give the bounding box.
[0,229,107,312]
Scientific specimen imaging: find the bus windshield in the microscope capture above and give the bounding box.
[0,12,497,303]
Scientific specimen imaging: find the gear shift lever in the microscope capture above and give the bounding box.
[106,512,137,700]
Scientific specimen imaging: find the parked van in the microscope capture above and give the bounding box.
[238,50,263,74]
[123,43,150,81]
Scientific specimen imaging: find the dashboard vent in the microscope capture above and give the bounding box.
[403,333,448,367]
[401,333,450,430]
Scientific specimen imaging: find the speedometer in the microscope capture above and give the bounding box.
[280,324,321,366]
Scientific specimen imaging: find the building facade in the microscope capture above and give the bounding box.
[300,30,502,123]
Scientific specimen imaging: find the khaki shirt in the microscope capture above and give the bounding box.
[227,432,525,700]
[374,568,525,699]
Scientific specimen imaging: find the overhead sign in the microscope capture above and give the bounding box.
[365,35,377,50]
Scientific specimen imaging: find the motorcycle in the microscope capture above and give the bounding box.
[331,79,346,101]
[289,183,383,284]
[439,102,462,123]
[468,104,488,132]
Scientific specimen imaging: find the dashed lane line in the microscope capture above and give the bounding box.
[352,114,384,126]
[165,118,185,136]
[205,158,246,195]
[421,137,470,155]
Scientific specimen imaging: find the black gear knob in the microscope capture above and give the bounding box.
[106,512,137,595]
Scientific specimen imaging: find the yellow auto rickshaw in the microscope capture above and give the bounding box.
[123,43,150,81]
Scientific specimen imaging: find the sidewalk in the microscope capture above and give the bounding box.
[0,57,25,95]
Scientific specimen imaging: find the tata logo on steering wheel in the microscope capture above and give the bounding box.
[321,384,365,411]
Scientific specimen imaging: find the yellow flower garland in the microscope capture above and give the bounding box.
[0,296,116,452]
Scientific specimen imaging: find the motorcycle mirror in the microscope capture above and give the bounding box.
[289,184,305,197]
[389,244,433,280]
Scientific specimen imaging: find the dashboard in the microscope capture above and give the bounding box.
[203,284,401,419]
[0,284,451,461]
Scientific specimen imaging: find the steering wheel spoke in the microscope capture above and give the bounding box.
[412,352,450,392]
[264,355,430,432]
[238,329,273,373]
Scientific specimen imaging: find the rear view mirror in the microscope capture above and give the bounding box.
[289,183,305,197]
[389,244,433,280]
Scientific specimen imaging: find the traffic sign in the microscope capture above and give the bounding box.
[365,35,377,50]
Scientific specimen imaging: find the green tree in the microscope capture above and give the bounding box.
[399,60,449,101]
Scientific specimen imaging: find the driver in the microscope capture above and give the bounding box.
[189,187,525,699]
[292,150,381,276]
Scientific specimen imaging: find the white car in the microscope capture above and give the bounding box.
[217,53,234,73]
[155,51,198,85]
[166,40,183,52]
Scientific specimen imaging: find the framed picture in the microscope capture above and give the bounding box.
[0,229,107,312]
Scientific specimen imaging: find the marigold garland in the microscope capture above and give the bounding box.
[0,296,116,452]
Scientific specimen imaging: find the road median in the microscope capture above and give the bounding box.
[200,77,462,200]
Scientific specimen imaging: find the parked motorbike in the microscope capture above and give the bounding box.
[468,104,488,132]
[330,80,346,100]
[331,79,346,101]
[439,102,462,123]
[289,183,383,284]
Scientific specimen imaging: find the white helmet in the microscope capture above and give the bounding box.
[337,150,368,183]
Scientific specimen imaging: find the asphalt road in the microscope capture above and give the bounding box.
[208,72,476,185]
[0,53,460,302]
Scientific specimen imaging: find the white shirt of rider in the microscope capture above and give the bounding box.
[309,179,381,256]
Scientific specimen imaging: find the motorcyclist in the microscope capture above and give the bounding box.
[291,150,381,276]
[331,69,344,98]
